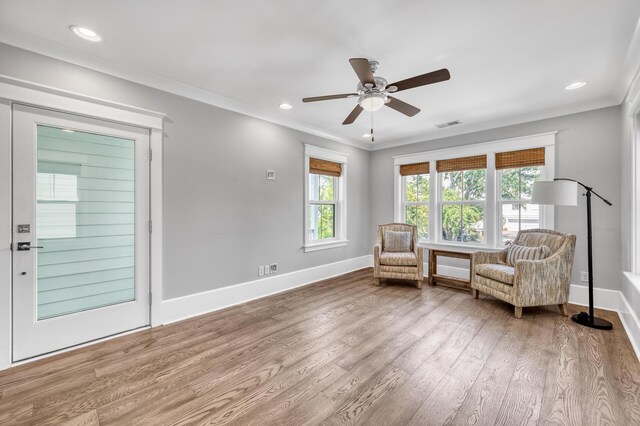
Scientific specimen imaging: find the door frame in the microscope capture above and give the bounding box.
[0,75,165,370]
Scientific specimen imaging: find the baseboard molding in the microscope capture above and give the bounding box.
[567,284,622,311]
[161,255,374,325]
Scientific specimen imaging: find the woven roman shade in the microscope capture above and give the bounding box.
[436,155,487,172]
[309,158,342,177]
[399,162,429,176]
[495,147,545,170]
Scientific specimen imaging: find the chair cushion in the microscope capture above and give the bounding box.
[475,263,515,285]
[383,231,412,252]
[506,244,550,266]
[379,251,417,266]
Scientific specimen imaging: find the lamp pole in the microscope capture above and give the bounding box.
[554,178,613,330]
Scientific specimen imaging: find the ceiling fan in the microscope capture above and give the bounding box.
[302,58,451,134]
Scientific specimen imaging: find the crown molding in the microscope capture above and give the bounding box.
[615,15,640,102]
[370,96,618,151]
[0,28,624,153]
[0,29,372,151]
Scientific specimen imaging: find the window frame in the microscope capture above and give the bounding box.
[304,144,348,252]
[393,132,555,250]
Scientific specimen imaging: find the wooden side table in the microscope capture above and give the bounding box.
[428,249,473,292]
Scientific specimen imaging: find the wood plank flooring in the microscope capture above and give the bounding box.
[1,268,639,425]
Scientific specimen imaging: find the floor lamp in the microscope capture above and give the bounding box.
[531,178,613,330]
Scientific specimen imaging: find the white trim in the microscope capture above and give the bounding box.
[162,255,373,324]
[392,132,557,165]
[303,239,348,252]
[0,77,164,370]
[615,14,640,102]
[150,128,164,326]
[0,75,164,130]
[304,144,348,252]
[0,100,10,371]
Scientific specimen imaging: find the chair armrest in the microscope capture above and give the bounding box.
[373,244,381,277]
[414,246,424,278]
[513,252,572,306]
[474,249,507,265]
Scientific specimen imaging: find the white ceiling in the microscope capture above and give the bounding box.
[1,0,640,150]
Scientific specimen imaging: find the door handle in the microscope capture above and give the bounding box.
[16,242,44,251]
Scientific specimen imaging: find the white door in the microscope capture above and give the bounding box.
[12,104,150,361]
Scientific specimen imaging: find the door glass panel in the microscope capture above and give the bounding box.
[36,125,136,320]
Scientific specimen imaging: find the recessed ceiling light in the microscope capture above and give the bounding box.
[278,103,293,110]
[69,25,102,42]
[362,133,372,138]
[564,81,587,90]
[61,129,75,133]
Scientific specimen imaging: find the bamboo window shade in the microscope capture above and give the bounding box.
[495,147,545,170]
[436,155,487,172]
[399,162,429,176]
[309,158,342,177]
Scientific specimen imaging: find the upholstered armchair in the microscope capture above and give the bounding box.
[374,223,424,288]
[471,229,576,318]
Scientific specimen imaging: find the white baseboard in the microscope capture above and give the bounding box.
[161,255,374,325]
[567,284,622,311]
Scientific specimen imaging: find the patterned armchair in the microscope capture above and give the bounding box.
[374,223,424,288]
[471,229,576,318]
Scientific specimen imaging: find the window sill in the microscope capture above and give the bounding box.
[417,241,504,253]
[304,239,348,252]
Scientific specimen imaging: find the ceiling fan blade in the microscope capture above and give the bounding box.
[302,93,358,103]
[342,105,364,125]
[388,68,450,92]
[349,58,375,86]
[386,97,420,117]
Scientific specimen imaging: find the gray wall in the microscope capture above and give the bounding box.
[0,43,372,299]
[371,106,622,291]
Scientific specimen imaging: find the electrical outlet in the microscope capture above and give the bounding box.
[580,271,589,282]
[258,265,264,276]
[270,263,278,273]
[266,170,276,180]
[264,264,270,275]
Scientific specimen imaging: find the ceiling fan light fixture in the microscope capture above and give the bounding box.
[359,93,386,112]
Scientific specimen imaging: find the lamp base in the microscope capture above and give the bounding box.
[571,312,613,330]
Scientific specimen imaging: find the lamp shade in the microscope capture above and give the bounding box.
[531,180,578,206]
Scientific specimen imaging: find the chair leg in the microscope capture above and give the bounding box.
[514,306,523,319]
[472,289,479,299]
[416,279,423,289]
[374,278,381,286]
[559,303,568,317]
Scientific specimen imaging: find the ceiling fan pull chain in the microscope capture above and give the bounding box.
[371,107,374,143]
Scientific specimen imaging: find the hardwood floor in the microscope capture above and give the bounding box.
[1,268,639,425]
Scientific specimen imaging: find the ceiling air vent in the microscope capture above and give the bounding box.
[435,120,462,129]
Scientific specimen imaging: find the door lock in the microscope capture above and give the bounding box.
[16,242,44,251]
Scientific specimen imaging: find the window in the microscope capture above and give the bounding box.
[393,133,555,248]
[304,145,348,252]
[498,167,542,244]
[496,147,545,244]
[438,156,486,243]
[308,173,336,240]
[400,163,429,241]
